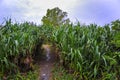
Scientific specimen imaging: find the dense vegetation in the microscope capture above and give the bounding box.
[42,7,70,27]
[0,20,43,79]
[0,7,120,79]
[51,22,120,79]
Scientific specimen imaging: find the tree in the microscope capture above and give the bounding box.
[42,7,70,26]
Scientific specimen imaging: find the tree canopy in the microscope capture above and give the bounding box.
[42,7,70,26]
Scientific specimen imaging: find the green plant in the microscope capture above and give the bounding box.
[0,19,43,78]
[51,23,120,79]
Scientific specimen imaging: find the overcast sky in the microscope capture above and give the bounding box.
[0,0,120,25]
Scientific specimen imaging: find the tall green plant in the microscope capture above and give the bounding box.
[0,20,43,78]
[51,23,120,79]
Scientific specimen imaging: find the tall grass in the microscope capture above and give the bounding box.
[51,23,120,79]
[0,20,42,78]
[0,19,119,79]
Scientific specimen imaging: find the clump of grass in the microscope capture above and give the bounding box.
[5,64,39,80]
[52,64,77,80]
[6,71,38,80]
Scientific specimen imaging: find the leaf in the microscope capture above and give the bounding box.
[102,55,107,66]
[94,65,97,78]
[4,57,9,67]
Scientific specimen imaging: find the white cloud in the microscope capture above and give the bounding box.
[73,0,120,25]
[0,0,120,25]
[0,0,80,24]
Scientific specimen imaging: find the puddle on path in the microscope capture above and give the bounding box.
[39,44,56,80]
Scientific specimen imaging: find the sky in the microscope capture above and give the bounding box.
[0,0,120,26]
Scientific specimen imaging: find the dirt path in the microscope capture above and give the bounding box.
[38,44,57,80]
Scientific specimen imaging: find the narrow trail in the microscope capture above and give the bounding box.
[38,44,57,80]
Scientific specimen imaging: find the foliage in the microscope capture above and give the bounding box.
[0,18,120,79]
[111,19,120,49]
[6,71,38,80]
[111,19,120,31]
[42,7,70,27]
[0,19,43,79]
[51,23,120,79]
[52,64,76,80]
